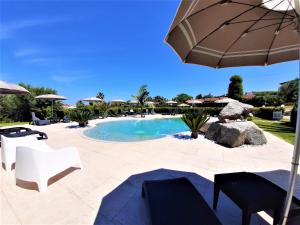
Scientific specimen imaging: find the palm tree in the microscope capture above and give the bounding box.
[182,112,209,139]
[133,85,149,118]
[96,92,105,101]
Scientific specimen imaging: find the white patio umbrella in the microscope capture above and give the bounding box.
[35,94,67,117]
[110,99,126,104]
[145,101,155,105]
[0,80,29,94]
[166,1,300,224]
[215,98,238,104]
[186,99,203,104]
[82,97,102,103]
[166,100,177,105]
[178,103,190,107]
[129,99,139,104]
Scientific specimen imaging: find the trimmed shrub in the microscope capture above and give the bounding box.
[154,107,222,116]
[256,107,284,120]
[291,103,298,129]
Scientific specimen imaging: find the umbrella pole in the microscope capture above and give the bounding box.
[280,4,300,224]
[52,99,54,117]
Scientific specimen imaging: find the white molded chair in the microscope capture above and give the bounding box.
[1,135,43,171]
[16,145,82,192]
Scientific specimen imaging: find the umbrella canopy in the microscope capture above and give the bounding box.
[110,99,126,103]
[178,103,190,107]
[129,99,139,104]
[186,99,203,104]
[215,97,238,103]
[166,100,177,104]
[0,80,29,94]
[166,1,299,224]
[82,97,102,103]
[35,94,67,100]
[35,94,67,117]
[145,101,155,105]
[165,0,299,68]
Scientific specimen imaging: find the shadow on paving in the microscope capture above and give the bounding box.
[93,168,270,225]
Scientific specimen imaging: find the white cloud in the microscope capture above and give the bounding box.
[0,17,71,39]
[14,48,39,57]
[52,74,94,83]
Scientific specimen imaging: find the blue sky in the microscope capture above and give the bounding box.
[0,0,298,104]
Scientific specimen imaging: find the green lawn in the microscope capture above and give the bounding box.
[252,117,295,144]
[0,122,29,127]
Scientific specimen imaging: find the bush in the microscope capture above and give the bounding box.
[256,107,284,120]
[182,112,210,139]
[70,108,92,127]
[291,103,298,129]
[154,107,222,116]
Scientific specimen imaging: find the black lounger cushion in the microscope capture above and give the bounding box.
[142,177,222,225]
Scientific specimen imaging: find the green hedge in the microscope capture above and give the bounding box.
[255,107,284,120]
[291,104,298,128]
[153,107,222,116]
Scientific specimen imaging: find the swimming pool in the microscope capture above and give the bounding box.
[84,118,189,142]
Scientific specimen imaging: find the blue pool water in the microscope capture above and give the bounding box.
[84,118,189,142]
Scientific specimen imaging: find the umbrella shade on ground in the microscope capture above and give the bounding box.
[0,80,29,94]
[35,94,67,117]
[166,1,300,224]
[82,97,102,103]
[165,0,299,68]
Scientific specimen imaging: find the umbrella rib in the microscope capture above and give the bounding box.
[216,0,286,67]
[265,0,293,65]
[229,17,293,24]
[183,0,277,62]
[278,21,295,30]
[231,1,296,18]
[166,1,221,38]
[248,20,292,33]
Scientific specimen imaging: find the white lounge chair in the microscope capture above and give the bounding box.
[15,145,82,192]
[1,135,42,171]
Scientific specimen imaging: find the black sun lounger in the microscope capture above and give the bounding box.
[0,127,48,144]
[142,177,222,225]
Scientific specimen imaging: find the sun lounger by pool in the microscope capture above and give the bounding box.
[0,127,48,147]
[142,177,222,225]
[16,144,82,192]
[31,112,50,125]
[214,172,300,225]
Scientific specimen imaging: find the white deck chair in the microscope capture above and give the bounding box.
[1,135,43,171]
[15,145,82,192]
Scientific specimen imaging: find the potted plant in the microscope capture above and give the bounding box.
[181,112,209,139]
[70,108,91,127]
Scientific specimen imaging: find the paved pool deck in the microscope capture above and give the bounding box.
[1,115,299,225]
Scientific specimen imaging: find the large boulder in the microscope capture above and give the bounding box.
[205,121,267,148]
[199,117,218,133]
[218,101,254,122]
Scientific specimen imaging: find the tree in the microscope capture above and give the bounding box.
[133,85,150,118]
[153,95,167,104]
[96,92,105,100]
[203,93,214,98]
[228,75,243,100]
[196,94,203,99]
[0,83,58,122]
[279,79,299,103]
[173,93,193,103]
